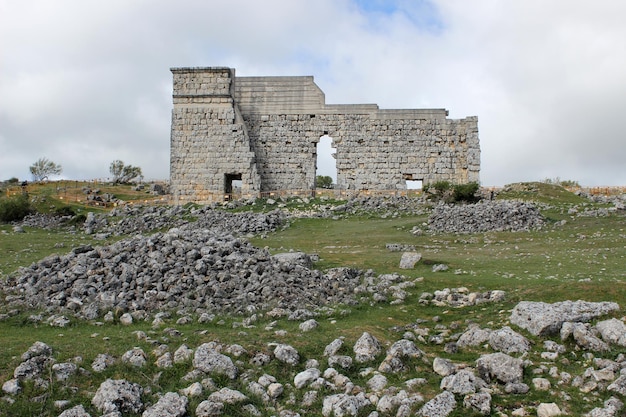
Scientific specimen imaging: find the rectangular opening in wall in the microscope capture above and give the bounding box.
[406,180,423,190]
[224,173,242,200]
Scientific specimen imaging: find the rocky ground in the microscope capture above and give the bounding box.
[2,194,626,416]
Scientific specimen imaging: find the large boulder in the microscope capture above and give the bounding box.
[510,300,620,336]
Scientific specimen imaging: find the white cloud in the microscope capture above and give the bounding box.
[1,0,625,185]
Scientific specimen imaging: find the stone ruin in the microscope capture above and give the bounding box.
[170,67,480,203]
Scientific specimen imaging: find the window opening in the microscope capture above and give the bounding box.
[406,180,423,190]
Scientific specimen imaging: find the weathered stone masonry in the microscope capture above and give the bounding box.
[170,67,479,203]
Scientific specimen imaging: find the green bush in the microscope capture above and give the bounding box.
[0,194,33,222]
[54,205,76,217]
[453,182,480,202]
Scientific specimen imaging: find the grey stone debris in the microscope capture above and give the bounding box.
[386,243,416,252]
[607,375,626,395]
[52,362,78,381]
[173,344,194,364]
[354,332,382,363]
[417,390,456,417]
[440,369,486,395]
[92,353,115,372]
[1,209,386,317]
[324,338,344,357]
[463,392,491,415]
[596,318,626,346]
[367,374,388,392]
[294,368,321,389]
[399,252,422,269]
[561,322,610,351]
[92,378,143,415]
[142,392,188,417]
[428,200,545,234]
[2,378,20,395]
[121,347,147,367]
[457,325,492,348]
[488,326,531,354]
[195,400,224,417]
[476,352,524,384]
[584,396,624,417]
[193,343,238,379]
[299,319,319,332]
[378,339,424,373]
[432,357,456,377]
[58,405,91,417]
[510,300,620,336]
[536,402,561,417]
[273,343,300,366]
[322,393,371,417]
[208,387,248,404]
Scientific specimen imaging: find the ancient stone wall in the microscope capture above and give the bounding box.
[170,67,479,203]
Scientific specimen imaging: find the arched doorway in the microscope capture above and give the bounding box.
[316,134,337,189]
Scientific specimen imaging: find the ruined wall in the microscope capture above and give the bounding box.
[170,67,479,203]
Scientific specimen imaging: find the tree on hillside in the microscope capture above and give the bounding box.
[316,175,334,189]
[29,157,62,182]
[109,160,143,184]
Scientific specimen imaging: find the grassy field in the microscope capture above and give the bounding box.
[0,183,625,416]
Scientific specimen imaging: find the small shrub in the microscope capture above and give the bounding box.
[7,177,20,184]
[0,194,33,222]
[68,213,87,226]
[432,181,451,193]
[453,182,480,203]
[54,205,76,217]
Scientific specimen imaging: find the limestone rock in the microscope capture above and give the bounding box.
[322,393,371,417]
[596,318,626,346]
[354,332,382,363]
[457,325,492,348]
[121,347,147,367]
[399,252,422,269]
[510,300,620,337]
[92,378,143,415]
[440,370,486,395]
[324,338,344,357]
[208,387,248,404]
[92,354,115,372]
[433,357,456,377]
[417,390,456,417]
[294,368,321,389]
[476,352,524,384]
[193,343,238,379]
[488,326,531,354]
[142,392,188,417]
[58,405,91,417]
[463,392,491,415]
[273,344,300,366]
[536,402,561,417]
[2,378,20,395]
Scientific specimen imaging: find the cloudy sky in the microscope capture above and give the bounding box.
[1,0,625,186]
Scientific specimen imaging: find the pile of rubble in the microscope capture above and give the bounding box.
[428,200,546,234]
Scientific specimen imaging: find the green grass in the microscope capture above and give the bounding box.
[1,183,626,416]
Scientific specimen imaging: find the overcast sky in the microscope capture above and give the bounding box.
[1,0,625,186]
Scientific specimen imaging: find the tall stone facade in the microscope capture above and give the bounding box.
[170,67,480,203]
